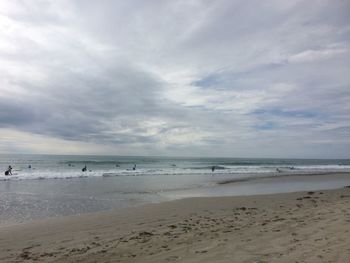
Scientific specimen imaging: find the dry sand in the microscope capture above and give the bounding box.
[1,187,350,263]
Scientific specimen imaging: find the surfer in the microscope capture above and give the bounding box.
[133,164,136,170]
[4,165,12,176]
[82,165,87,172]
[212,166,215,172]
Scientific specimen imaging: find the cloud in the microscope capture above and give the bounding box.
[0,0,349,158]
[287,47,348,63]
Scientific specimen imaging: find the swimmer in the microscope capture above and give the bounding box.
[4,165,12,176]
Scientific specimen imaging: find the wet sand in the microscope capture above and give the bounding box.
[1,187,350,262]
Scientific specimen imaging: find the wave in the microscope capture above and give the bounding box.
[1,164,350,181]
[58,160,131,165]
[187,165,227,170]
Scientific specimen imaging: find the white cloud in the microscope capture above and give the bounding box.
[288,47,348,63]
[0,0,349,158]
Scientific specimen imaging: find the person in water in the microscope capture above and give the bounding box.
[211,166,215,172]
[4,165,12,176]
[82,165,87,172]
[133,164,136,170]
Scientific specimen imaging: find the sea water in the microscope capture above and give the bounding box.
[0,154,350,225]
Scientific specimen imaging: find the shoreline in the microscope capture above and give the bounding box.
[1,172,350,227]
[1,170,350,182]
[1,186,350,262]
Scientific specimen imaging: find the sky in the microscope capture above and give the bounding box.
[0,0,349,158]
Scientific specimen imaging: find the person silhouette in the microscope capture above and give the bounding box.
[5,165,12,176]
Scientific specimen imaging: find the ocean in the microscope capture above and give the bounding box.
[1,154,350,225]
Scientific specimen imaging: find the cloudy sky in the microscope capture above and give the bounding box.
[0,0,349,158]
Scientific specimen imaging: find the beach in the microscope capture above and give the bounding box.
[1,0,349,262]
[1,185,349,262]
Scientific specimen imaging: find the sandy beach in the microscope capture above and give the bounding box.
[1,186,350,263]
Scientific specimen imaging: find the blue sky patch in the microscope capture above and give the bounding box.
[252,108,318,118]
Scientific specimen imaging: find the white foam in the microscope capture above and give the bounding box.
[1,164,350,181]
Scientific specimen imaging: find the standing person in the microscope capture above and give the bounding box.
[5,165,12,176]
[82,165,87,172]
[133,164,136,170]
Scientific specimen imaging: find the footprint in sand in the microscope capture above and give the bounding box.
[166,255,179,261]
[19,251,32,260]
[195,250,208,254]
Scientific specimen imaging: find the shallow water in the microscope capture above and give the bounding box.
[0,154,349,226]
